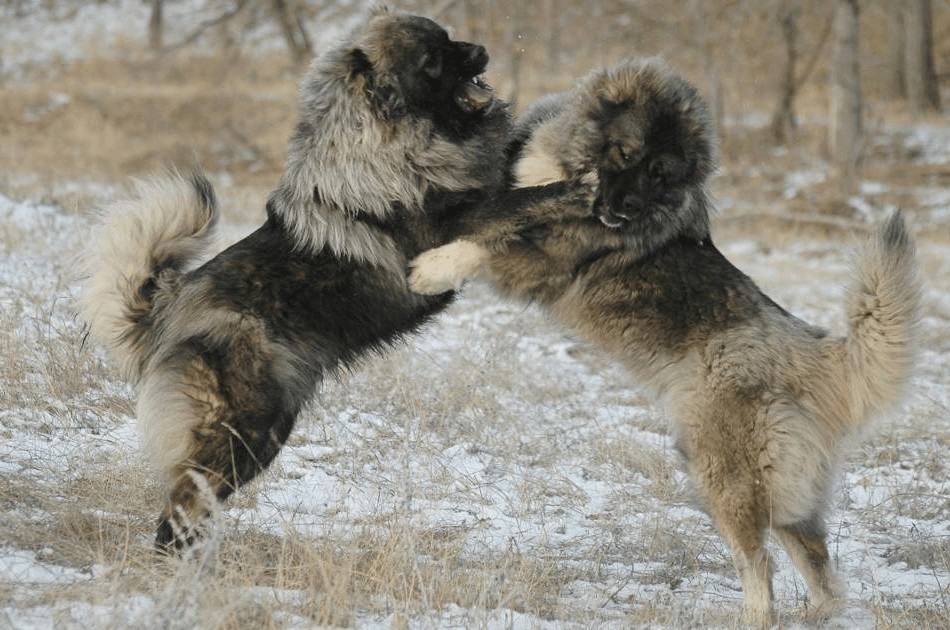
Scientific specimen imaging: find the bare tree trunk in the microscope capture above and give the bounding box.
[542,0,561,78]
[504,4,525,109]
[830,0,863,178]
[770,2,800,144]
[270,0,312,66]
[459,0,482,48]
[705,59,724,134]
[687,0,724,132]
[148,0,163,51]
[904,0,941,113]
[884,1,906,99]
[293,5,312,59]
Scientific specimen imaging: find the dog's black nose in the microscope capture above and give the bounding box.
[470,44,487,64]
[459,42,488,68]
[621,193,641,214]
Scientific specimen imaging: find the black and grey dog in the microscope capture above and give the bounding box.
[79,8,590,551]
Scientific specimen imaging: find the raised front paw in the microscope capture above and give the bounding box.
[564,173,600,217]
[580,170,599,192]
[408,240,489,295]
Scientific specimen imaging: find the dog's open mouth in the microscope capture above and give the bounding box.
[598,215,626,229]
[455,75,494,113]
[593,199,628,229]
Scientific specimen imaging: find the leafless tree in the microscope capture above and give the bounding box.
[830,0,863,178]
[903,0,941,113]
[456,0,482,44]
[162,0,248,52]
[542,0,562,75]
[689,0,725,132]
[270,0,313,66]
[770,2,800,144]
[148,0,163,51]
[769,1,832,145]
[884,1,906,99]
[498,2,526,108]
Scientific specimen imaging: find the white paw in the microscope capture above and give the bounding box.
[580,170,599,191]
[408,240,488,295]
[741,603,776,629]
[805,592,845,622]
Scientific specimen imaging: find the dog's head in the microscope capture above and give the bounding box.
[565,58,716,243]
[347,8,498,135]
[272,8,510,267]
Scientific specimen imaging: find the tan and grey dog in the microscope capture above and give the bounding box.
[78,8,591,552]
[410,58,921,625]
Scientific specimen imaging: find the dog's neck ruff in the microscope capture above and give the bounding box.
[268,186,405,273]
[269,44,508,271]
[621,189,712,261]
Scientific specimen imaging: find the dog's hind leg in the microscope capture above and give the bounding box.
[154,405,297,552]
[684,408,775,627]
[774,518,843,618]
[142,337,303,552]
[704,490,775,627]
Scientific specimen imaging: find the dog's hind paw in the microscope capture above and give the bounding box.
[408,240,488,295]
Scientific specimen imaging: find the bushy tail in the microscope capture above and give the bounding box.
[78,171,219,381]
[844,210,921,423]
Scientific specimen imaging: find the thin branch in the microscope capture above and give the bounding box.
[620,6,701,52]
[792,7,833,91]
[431,0,462,19]
[161,0,249,54]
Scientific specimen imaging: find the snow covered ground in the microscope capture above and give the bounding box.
[0,0,366,81]
[1,2,948,627]
[0,184,948,628]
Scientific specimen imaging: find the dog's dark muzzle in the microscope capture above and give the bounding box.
[453,42,493,113]
[592,174,632,229]
[596,206,631,229]
[458,42,489,74]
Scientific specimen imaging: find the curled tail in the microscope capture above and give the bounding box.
[844,210,921,423]
[78,171,219,381]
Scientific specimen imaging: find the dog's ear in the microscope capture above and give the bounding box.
[347,48,405,119]
[598,95,625,112]
[368,75,406,120]
[348,48,373,79]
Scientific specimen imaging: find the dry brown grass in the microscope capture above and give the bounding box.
[2,36,949,628]
[2,232,947,627]
[0,470,594,628]
[0,51,297,223]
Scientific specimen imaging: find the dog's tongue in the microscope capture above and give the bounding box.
[456,80,493,112]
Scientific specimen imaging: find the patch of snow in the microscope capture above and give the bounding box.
[723,111,770,129]
[859,180,888,195]
[784,167,827,199]
[0,192,948,626]
[847,195,880,222]
[0,549,87,585]
[1,0,372,81]
[898,122,950,165]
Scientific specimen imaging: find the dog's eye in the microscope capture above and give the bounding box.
[650,155,684,183]
[617,145,641,167]
[419,51,443,78]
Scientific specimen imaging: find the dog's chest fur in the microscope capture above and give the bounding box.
[553,237,768,353]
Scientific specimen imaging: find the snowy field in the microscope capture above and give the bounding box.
[0,186,948,628]
[2,1,949,628]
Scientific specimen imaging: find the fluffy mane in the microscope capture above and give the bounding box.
[268,8,509,268]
